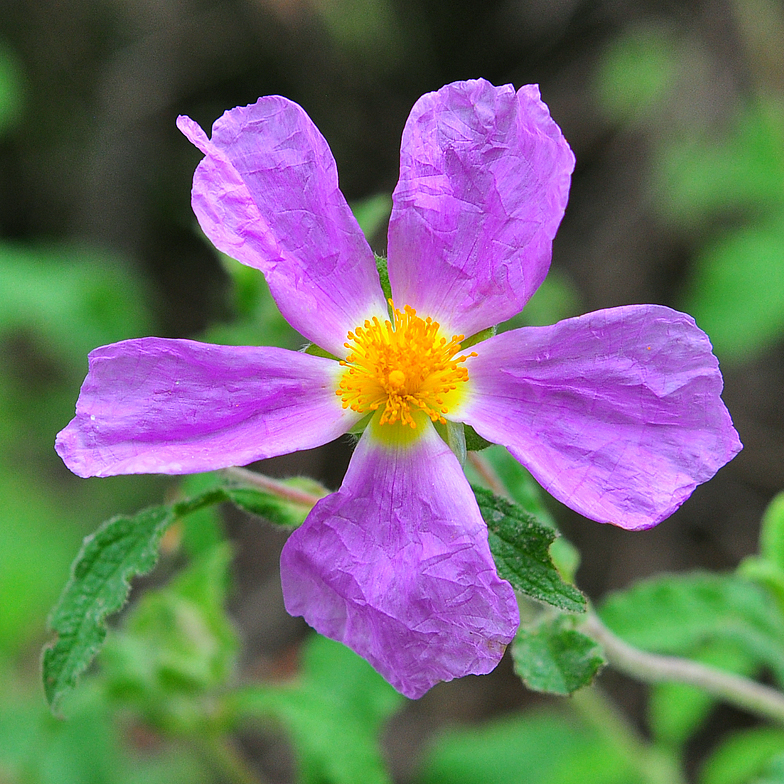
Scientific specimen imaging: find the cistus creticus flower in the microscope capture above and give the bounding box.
[56,79,742,699]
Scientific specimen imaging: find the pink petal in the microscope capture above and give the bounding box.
[177,101,387,357]
[280,418,519,699]
[460,305,742,530]
[387,79,574,337]
[56,338,357,477]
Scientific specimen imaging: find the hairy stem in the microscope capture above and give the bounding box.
[583,611,784,727]
[467,451,508,497]
[223,466,324,508]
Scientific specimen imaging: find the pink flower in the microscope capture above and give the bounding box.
[56,79,741,698]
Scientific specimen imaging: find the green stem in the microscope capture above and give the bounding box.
[467,451,508,497]
[583,611,784,727]
[223,466,323,508]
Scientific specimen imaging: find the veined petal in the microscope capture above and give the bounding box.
[387,79,574,337]
[460,306,742,530]
[56,338,358,477]
[280,415,519,699]
[177,101,387,357]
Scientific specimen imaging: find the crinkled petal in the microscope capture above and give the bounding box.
[459,305,742,530]
[177,101,387,357]
[56,338,358,477]
[280,417,519,699]
[387,79,574,337]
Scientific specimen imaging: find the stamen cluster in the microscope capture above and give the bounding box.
[337,303,475,428]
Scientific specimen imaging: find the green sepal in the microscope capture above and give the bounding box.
[375,254,392,302]
[474,486,586,613]
[435,420,467,466]
[464,424,493,451]
[304,343,340,360]
[462,325,495,349]
[512,613,606,695]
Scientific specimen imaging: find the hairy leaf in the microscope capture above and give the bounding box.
[512,614,605,695]
[43,503,177,713]
[474,486,585,612]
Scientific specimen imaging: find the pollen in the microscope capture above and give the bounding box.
[336,303,476,429]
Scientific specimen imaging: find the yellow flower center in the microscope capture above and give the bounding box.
[336,303,476,429]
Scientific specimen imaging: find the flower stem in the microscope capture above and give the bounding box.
[467,451,507,497]
[583,611,784,726]
[223,466,324,508]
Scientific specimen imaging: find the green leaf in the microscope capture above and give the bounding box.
[476,446,558,528]
[42,474,319,712]
[753,752,784,784]
[0,244,152,366]
[474,486,586,613]
[102,544,238,730]
[224,483,314,528]
[43,504,178,714]
[699,727,784,784]
[417,709,636,784]
[683,216,784,363]
[595,25,679,122]
[351,193,392,240]
[599,572,784,685]
[512,614,605,695]
[229,634,404,784]
[656,100,784,225]
[760,492,784,572]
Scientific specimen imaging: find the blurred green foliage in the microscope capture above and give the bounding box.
[596,25,784,363]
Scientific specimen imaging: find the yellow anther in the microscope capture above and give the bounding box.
[336,303,476,429]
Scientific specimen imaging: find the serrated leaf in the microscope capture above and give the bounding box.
[474,486,586,613]
[42,489,228,713]
[599,572,784,685]
[477,445,558,528]
[43,504,177,714]
[229,635,403,784]
[512,614,605,695]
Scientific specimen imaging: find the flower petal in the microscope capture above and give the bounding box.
[459,305,742,530]
[56,338,358,477]
[177,101,387,357]
[387,79,574,337]
[280,417,519,699]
